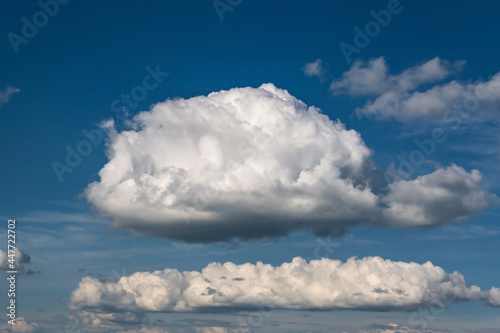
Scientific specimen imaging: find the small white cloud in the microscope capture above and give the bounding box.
[0,317,41,333]
[332,57,500,121]
[69,256,497,313]
[0,86,20,108]
[331,57,391,95]
[487,287,500,307]
[302,59,324,77]
[0,248,32,273]
[330,57,452,96]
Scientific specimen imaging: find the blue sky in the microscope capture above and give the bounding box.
[1,1,500,332]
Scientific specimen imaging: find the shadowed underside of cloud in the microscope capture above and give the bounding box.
[330,57,500,121]
[84,84,493,242]
[69,256,500,313]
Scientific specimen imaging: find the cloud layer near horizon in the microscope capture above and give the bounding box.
[0,317,41,333]
[84,84,492,242]
[69,256,500,313]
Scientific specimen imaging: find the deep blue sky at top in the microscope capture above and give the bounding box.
[1,0,500,214]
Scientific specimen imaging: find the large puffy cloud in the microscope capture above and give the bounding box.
[85,84,492,242]
[69,256,498,313]
[331,57,500,121]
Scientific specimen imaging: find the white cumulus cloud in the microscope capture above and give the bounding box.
[383,165,491,227]
[69,256,499,313]
[302,59,324,77]
[330,57,454,96]
[84,84,492,242]
[331,57,500,121]
[487,287,500,307]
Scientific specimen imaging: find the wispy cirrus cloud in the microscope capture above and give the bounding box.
[0,86,20,108]
[415,225,500,241]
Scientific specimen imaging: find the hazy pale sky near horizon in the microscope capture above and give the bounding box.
[1,1,500,332]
